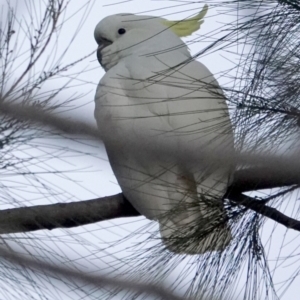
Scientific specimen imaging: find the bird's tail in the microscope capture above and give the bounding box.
[158,200,231,255]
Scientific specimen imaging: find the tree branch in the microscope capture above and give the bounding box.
[0,194,139,234]
[232,166,300,192]
[227,190,300,231]
[0,165,300,235]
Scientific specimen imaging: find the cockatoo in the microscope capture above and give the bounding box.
[94,5,234,254]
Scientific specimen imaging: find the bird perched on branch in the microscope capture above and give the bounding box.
[94,5,234,254]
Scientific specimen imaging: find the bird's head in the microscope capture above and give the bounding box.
[94,5,208,71]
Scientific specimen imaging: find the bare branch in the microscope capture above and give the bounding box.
[0,176,298,236]
[232,167,300,192]
[227,190,300,232]
[0,193,139,234]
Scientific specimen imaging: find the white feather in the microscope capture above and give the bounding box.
[94,13,234,254]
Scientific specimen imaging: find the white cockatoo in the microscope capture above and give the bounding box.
[94,5,234,254]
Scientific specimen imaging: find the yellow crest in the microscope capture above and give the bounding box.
[161,4,208,37]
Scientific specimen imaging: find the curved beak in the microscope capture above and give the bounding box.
[96,38,113,66]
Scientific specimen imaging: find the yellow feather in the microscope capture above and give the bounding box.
[161,4,208,37]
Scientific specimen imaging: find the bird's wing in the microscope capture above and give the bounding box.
[143,58,234,253]
[95,59,177,219]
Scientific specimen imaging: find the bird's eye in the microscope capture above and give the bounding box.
[118,28,126,35]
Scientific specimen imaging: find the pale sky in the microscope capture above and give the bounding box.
[0,0,299,299]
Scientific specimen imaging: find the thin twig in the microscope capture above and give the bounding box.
[227,190,300,231]
[2,1,64,99]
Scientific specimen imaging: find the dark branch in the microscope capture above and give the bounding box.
[232,166,300,192]
[0,166,299,235]
[227,190,300,231]
[0,194,139,234]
